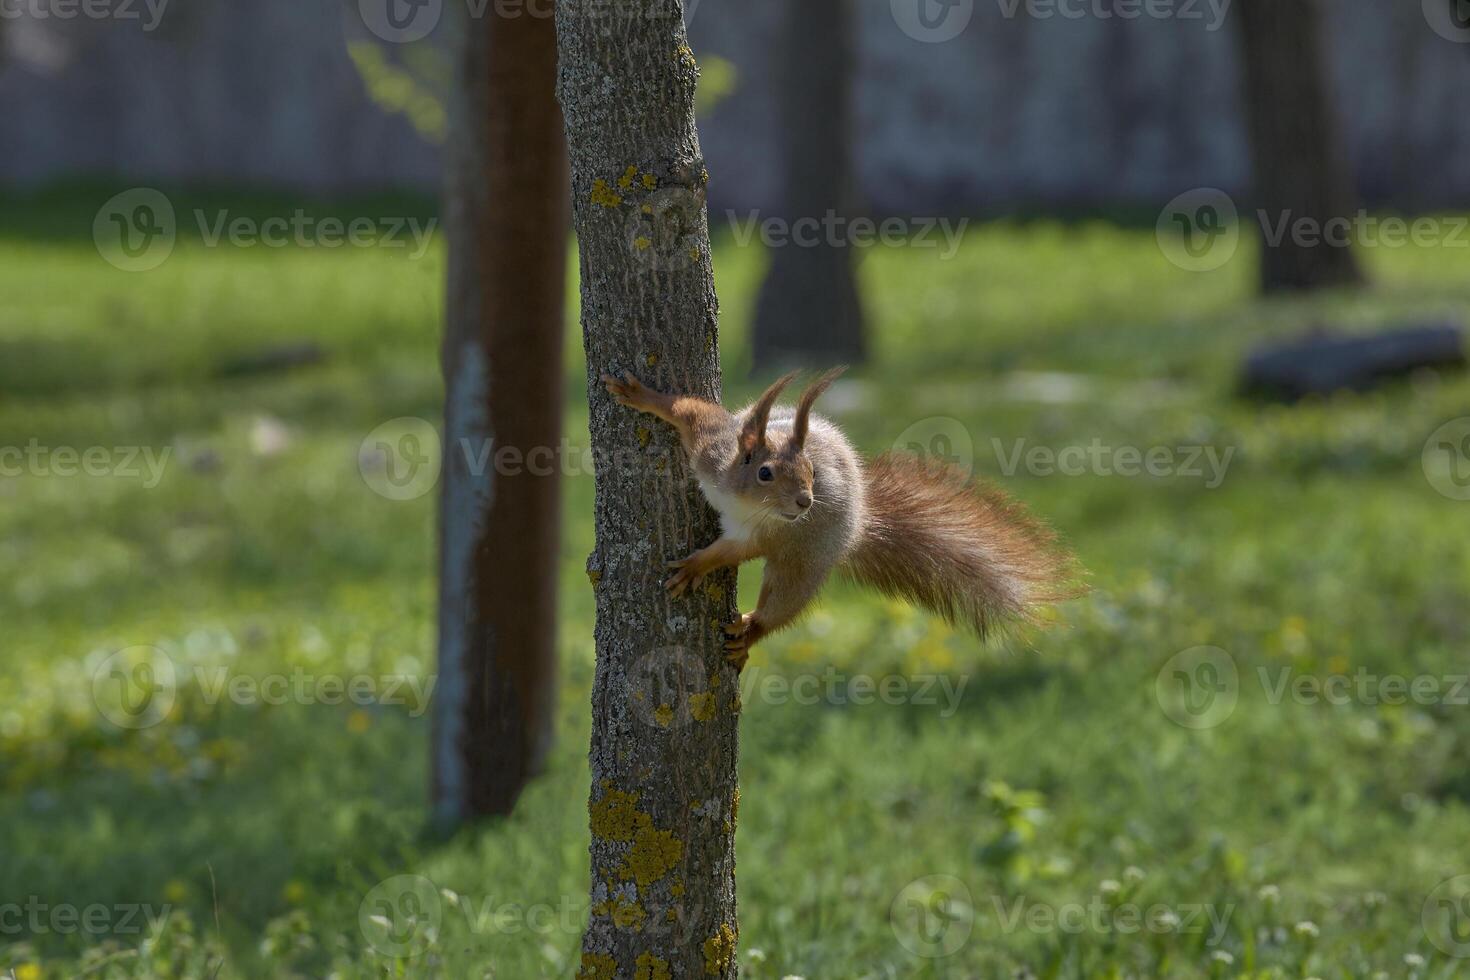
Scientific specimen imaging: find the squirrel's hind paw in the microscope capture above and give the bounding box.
[723,615,760,671]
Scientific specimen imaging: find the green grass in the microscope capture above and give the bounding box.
[3,184,1470,978]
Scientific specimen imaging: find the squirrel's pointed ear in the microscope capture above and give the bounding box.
[739,370,798,454]
[793,366,847,448]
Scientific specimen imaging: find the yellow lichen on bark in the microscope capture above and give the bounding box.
[634,952,672,980]
[689,691,716,722]
[589,788,643,841]
[621,822,684,886]
[703,924,737,975]
[577,952,618,980]
[591,896,647,931]
[590,178,623,208]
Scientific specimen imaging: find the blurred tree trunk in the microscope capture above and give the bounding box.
[432,1,569,828]
[556,2,742,975]
[1234,0,1364,292]
[751,0,866,370]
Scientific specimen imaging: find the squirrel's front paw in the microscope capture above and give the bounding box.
[664,556,705,597]
[600,371,647,410]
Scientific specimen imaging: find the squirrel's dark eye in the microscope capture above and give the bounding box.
[757,465,774,483]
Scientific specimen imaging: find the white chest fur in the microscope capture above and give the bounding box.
[697,474,765,542]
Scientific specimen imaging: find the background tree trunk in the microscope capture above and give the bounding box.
[432,2,569,828]
[556,3,742,975]
[1234,0,1364,293]
[751,0,866,371]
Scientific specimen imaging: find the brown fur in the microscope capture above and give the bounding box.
[843,453,1083,637]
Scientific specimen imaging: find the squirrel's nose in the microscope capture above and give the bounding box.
[795,492,812,509]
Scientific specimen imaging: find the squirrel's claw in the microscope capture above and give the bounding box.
[721,615,752,637]
[664,559,704,597]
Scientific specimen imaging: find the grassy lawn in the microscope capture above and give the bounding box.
[2,185,1470,978]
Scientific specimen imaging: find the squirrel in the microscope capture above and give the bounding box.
[602,368,1081,671]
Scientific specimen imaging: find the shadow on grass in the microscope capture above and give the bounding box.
[0,699,431,957]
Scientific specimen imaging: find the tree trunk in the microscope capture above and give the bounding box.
[432,1,569,828]
[751,0,866,371]
[555,3,742,975]
[1234,0,1365,293]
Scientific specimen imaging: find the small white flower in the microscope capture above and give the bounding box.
[1210,950,1234,965]
[1099,879,1122,898]
[1257,884,1280,903]
[1404,953,1427,968]
[1293,920,1319,940]
[1123,866,1146,884]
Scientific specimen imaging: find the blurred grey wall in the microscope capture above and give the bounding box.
[2,0,1468,211]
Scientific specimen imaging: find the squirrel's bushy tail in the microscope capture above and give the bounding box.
[842,452,1083,637]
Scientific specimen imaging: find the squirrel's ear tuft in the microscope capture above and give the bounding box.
[739,370,798,453]
[793,366,847,448]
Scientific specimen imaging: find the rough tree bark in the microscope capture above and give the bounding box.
[1234,0,1365,292]
[556,3,742,976]
[432,2,569,827]
[751,0,866,371]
